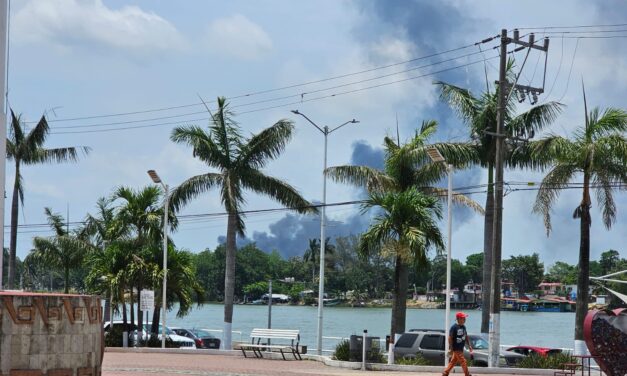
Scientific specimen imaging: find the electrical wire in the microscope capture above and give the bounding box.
[32,38,497,125]
[51,55,500,135]
[556,37,580,103]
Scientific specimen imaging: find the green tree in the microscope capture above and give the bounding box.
[327,120,482,337]
[436,67,562,332]
[465,252,483,284]
[546,261,577,285]
[599,249,620,275]
[29,208,94,293]
[501,253,544,296]
[530,93,627,344]
[6,110,90,288]
[169,97,315,349]
[360,188,444,337]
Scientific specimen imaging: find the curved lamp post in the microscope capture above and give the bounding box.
[147,169,169,349]
[291,110,358,355]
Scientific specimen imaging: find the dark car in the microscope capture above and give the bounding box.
[171,327,221,349]
[506,346,563,357]
[394,329,524,367]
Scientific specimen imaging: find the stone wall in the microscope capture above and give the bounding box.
[0,292,103,376]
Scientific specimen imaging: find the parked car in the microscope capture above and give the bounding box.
[103,321,196,349]
[394,329,524,367]
[506,346,563,357]
[171,327,221,349]
[143,323,197,349]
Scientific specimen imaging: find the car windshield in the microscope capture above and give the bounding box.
[468,335,489,349]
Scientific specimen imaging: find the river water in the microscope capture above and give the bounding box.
[157,304,576,352]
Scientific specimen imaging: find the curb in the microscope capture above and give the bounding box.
[105,347,242,356]
[304,355,557,375]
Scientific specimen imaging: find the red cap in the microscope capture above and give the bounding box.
[456,312,468,319]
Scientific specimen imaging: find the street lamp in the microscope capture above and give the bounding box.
[291,110,359,355]
[426,146,453,366]
[147,169,169,349]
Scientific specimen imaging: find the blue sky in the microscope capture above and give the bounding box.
[6,0,627,268]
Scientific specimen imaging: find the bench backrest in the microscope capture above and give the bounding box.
[250,328,300,341]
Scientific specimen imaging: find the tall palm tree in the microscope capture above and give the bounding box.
[530,91,627,348]
[170,97,316,349]
[360,188,444,336]
[327,120,483,337]
[29,208,94,293]
[436,68,562,332]
[6,110,90,288]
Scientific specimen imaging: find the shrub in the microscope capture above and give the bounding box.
[518,352,573,369]
[334,339,350,361]
[395,354,432,365]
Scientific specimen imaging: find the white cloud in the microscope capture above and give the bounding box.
[13,0,186,53]
[204,14,273,60]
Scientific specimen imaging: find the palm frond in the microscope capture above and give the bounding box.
[326,165,394,192]
[26,146,91,165]
[239,169,317,214]
[593,172,616,230]
[589,107,627,136]
[239,119,294,169]
[424,187,484,214]
[532,164,578,235]
[508,101,564,137]
[44,207,67,236]
[9,110,25,146]
[171,125,228,168]
[25,115,50,151]
[435,81,478,123]
[169,173,223,213]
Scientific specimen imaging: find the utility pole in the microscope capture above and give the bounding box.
[0,0,8,291]
[489,29,549,367]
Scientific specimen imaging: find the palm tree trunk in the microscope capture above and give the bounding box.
[151,298,161,336]
[575,179,591,347]
[481,164,494,333]
[223,212,237,350]
[8,163,20,289]
[64,267,70,294]
[129,288,135,344]
[390,256,408,338]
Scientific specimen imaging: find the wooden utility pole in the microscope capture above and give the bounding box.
[489,28,549,367]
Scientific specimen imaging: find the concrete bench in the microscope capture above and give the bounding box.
[240,328,301,360]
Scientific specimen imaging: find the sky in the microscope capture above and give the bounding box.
[5,0,627,270]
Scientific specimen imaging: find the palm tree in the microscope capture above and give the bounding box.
[29,208,94,293]
[170,97,316,349]
[303,237,335,285]
[530,91,627,347]
[435,68,562,332]
[6,110,90,288]
[360,188,444,336]
[112,186,176,335]
[327,120,483,337]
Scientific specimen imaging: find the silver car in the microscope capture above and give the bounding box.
[393,329,524,367]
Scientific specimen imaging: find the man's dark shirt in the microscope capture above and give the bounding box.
[449,323,467,351]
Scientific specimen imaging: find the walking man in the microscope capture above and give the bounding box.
[443,312,473,376]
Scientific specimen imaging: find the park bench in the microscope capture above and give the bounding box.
[240,328,302,360]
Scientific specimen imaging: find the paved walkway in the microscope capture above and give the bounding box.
[102,352,548,376]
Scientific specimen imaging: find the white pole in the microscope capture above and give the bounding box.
[444,164,453,366]
[161,184,169,349]
[361,329,367,371]
[0,0,8,290]
[316,128,328,355]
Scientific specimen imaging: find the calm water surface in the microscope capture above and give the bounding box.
[157,304,575,351]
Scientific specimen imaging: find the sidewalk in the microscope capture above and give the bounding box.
[102,351,552,376]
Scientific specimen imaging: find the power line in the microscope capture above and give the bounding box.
[51,55,500,135]
[49,49,497,131]
[515,23,627,30]
[34,39,497,125]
